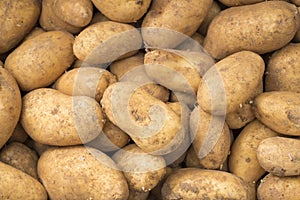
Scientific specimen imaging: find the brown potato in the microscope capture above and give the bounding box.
[292,0,300,5]
[26,140,53,156]
[293,7,300,42]
[204,1,300,59]
[90,11,110,24]
[38,146,129,199]
[219,0,290,6]
[170,91,197,109]
[23,27,45,42]
[0,0,41,53]
[198,1,221,36]
[253,91,300,136]
[5,31,75,91]
[7,123,28,144]
[257,136,300,176]
[185,147,203,168]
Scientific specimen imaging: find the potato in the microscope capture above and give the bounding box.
[0,60,3,67]
[27,140,53,156]
[0,142,38,179]
[54,67,117,102]
[185,147,203,168]
[142,0,213,48]
[0,0,41,53]
[92,0,151,23]
[190,106,231,169]
[253,91,300,136]
[87,120,130,152]
[21,88,104,146]
[204,1,300,59]
[219,0,290,6]
[23,27,45,42]
[176,32,204,51]
[257,173,300,200]
[198,51,264,115]
[5,31,75,91]
[128,189,149,200]
[38,146,129,200]
[113,144,166,192]
[7,123,28,143]
[90,11,110,24]
[292,0,300,5]
[257,136,300,176]
[229,120,278,183]
[161,168,250,199]
[293,7,300,42]
[0,67,22,149]
[198,1,221,36]
[73,21,142,65]
[265,43,300,93]
[170,91,197,109]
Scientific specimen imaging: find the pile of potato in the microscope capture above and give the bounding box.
[1,0,300,199]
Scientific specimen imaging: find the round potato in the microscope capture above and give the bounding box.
[5,31,75,91]
[253,91,300,136]
[38,146,129,200]
[257,136,300,176]
[0,0,41,53]
[0,67,22,149]
[204,1,300,59]
[21,88,104,146]
[7,123,28,144]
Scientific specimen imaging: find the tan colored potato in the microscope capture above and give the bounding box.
[38,146,129,200]
[23,27,45,42]
[90,11,110,24]
[229,120,278,183]
[253,91,300,136]
[21,88,104,146]
[265,43,300,93]
[128,189,149,200]
[0,142,38,179]
[170,91,197,109]
[257,137,300,176]
[7,123,28,144]
[0,67,22,149]
[142,0,213,48]
[92,0,151,23]
[27,140,53,156]
[73,21,142,64]
[162,168,250,199]
[219,0,290,6]
[204,1,300,59]
[0,0,41,53]
[5,31,75,91]
[55,67,117,102]
[198,1,221,36]
[198,51,264,115]
[258,173,300,200]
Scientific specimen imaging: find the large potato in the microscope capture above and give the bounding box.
[0,162,47,199]
[142,0,212,48]
[198,51,264,115]
[21,88,104,146]
[5,31,75,91]
[38,146,129,200]
[0,0,41,53]
[204,1,300,59]
[253,91,300,136]
[161,168,250,199]
[0,67,22,149]
[257,136,300,176]
[265,43,300,93]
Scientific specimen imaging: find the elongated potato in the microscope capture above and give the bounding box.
[162,168,250,199]
[21,88,104,146]
[204,1,300,59]
[219,0,290,6]
[38,146,129,200]
[257,137,300,176]
[253,91,300,136]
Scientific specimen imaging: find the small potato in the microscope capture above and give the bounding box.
[204,1,300,59]
[23,27,45,42]
[253,91,300,136]
[0,0,41,53]
[21,88,104,146]
[257,136,300,176]
[198,1,221,36]
[257,173,300,200]
[0,162,47,199]
[292,0,300,6]
[73,21,142,64]
[5,31,75,91]
[0,67,22,149]
[198,51,264,115]
[38,146,129,200]
[7,123,28,144]
[128,189,149,200]
[170,91,197,109]
[92,0,151,23]
[90,11,110,24]
[265,43,300,93]
[26,140,53,156]
[161,168,250,199]
[185,147,203,168]
[0,142,38,179]
[176,32,204,51]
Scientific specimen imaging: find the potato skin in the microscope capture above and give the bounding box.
[0,0,41,53]
[265,43,300,93]
[204,1,300,59]
[0,162,47,199]
[257,137,300,176]
[21,88,104,146]
[161,168,250,200]
[0,67,22,149]
[253,91,300,136]
[38,146,129,200]
[5,31,75,91]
